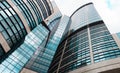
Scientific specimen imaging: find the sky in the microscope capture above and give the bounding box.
[50,0,120,34]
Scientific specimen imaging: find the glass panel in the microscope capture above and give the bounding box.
[3,1,10,8]
[0,11,7,18]
[5,9,12,16]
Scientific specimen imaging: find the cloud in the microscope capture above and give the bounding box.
[106,0,120,9]
[104,0,120,33]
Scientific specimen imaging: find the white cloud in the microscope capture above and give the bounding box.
[106,0,120,9]
[92,0,120,33]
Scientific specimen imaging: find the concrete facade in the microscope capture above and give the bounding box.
[0,33,11,52]
[21,68,37,73]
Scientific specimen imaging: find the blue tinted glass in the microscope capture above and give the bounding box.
[0,25,49,73]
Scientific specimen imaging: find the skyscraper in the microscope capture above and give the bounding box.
[48,2,120,73]
[24,15,70,73]
[1,1,120,73]
[0,0,53,60]
[0,0,55,73]
[0,0,70,73]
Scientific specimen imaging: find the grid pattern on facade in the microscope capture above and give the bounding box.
[90,23,120,63]
[25,17,61,73]
[0,1,27,48]
[0,24,49,73]
[49,28,91,73]
[36,0,48,19]
[60,29,91,73]
[27,0,42,23]
[25,16,69,73]
[49,22,120,73]
[42,0,51,16]
[12,0,37,30]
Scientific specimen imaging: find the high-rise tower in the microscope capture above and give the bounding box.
[0,0,53,61]
[1,1,120,73]
[0,0,55,73]
[0,0,70,73]
[48,3,120,73]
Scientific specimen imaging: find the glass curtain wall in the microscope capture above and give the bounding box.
[0,24,49,73]
[0,1,27,49]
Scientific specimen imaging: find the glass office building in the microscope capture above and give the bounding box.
[49,3,120,73]
[24,15,70,73]
[0,1,27,53]
[1,1,120,73]
[0,0,53,58]
[0,24,50,73]
[0,0,54,73]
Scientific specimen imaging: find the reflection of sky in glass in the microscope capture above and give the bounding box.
[23,16,69,73]
[70,4,101,31]
[0,24,49,73]
[37,16,69,73]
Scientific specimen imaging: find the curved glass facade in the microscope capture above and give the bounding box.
[48,3,120,73]
[90,23,120,63]
[49,22,120,73]
[0,1,27,49]
[27,0,43,23]
[70,3,101,31]
[36,0,48,19]
[49,25,91,73]
[0,0,53,72]
[11,0,37,30]
[42,0,52,16]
